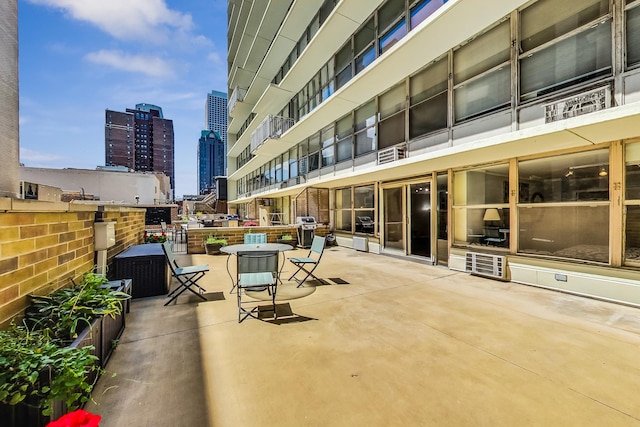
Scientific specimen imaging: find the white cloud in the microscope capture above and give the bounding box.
[26,0,193,42]
[85,50,175,78]
[20,147,65,165]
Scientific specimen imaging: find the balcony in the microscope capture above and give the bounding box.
[228,86,248,116]
[250,115,296,154]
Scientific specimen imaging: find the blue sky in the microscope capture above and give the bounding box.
[18,0,228,197]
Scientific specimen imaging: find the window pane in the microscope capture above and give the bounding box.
[336,188,351,209]
[380,20,408,55]
[337,210,353,232]
[336,188,353,232]
[454,21,510,83]
[627,5,640,67]
[336,42,352,71]
[453,207,510,247]
[520,0,609,52]
[322,147,334,167]
[355,18,375,53]
[355,129,376,156]
[518,149,609,203]
[411,0,447,29]
[409,91,448,138]
[321,125,334,148]
[355,210,376,234]
[355,101,376,132]
[336,66,352,89]
[454,66,510,121]
[520,21,612,99]
[625,142,640,199]
[337,137,353,162]
[379,0,405,31]
[309,133,321,153]
[625,206,640,263]
[519,205,609,263]
[354,185,374,208]
[379,84,406,120]
[378,112,405,150]
[336,114,352,139]
[309,152,319,171]
[453,164,509,205]
[410,57,448,105]
[355,47,376,73]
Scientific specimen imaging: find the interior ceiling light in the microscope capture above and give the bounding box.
[599,167,608,177]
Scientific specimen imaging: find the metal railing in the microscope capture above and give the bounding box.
[250,115,296,153]
[228,86,247,115]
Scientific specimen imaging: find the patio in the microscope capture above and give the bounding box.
[87,246,640,426]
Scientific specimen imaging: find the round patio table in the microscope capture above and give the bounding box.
[221,243,294,293]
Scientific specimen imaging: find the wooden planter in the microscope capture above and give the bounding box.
[205,243,224,255]
[0,317,102,427]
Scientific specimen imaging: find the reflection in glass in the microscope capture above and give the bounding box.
[519,206,609,263]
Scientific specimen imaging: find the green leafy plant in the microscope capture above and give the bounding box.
[25,273,130,344]
[279,234,293,241]
[205,236,227,246]
[0,323,100,416]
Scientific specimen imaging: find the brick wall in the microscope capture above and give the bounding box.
[186,225,330,254]
[0,199,146,328]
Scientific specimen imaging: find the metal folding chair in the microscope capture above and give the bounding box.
[288,235,327,287]
[162,241,210,306]
[236,250,279,322]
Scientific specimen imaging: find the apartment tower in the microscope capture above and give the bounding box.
[197,130,226,194]
[226,0,640,307]
[206,90,228,149]
[105,103,175,200]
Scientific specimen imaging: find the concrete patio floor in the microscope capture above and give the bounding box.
[87,246,640,426]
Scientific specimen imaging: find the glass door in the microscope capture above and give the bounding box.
[409,182,431,257]
[383,187,405,252]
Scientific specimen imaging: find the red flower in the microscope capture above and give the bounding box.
[47,409,101,427]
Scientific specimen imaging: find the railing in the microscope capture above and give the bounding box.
[377,144,407,165]
[250,115,296,153]
[228,86,247,115]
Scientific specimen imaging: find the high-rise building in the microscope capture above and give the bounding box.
[226,0,640,307]
[0,0,20,198]
[105,103,175,199]
[197,130,226,194]
[206,90,228,148]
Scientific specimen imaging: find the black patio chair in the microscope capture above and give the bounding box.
[162,241,209,306]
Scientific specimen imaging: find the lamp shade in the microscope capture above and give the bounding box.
[483,208,501,221]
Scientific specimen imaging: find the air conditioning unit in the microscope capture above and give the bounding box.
[465,252,506,280]
[353,236,368,252]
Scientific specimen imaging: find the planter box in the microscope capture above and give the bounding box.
[99,279,131,367]
[0,318,102,427]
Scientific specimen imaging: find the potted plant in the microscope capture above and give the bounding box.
[25,273,129,346]
[277,233,297,246]
[143,231,167,243]
[0,323,101,424]
[204,236,227,255]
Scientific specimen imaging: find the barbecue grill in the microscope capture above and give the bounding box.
[296,216,317,248]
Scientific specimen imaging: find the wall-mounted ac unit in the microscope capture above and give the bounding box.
[465,252,506,280]
[353,236,368,252]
